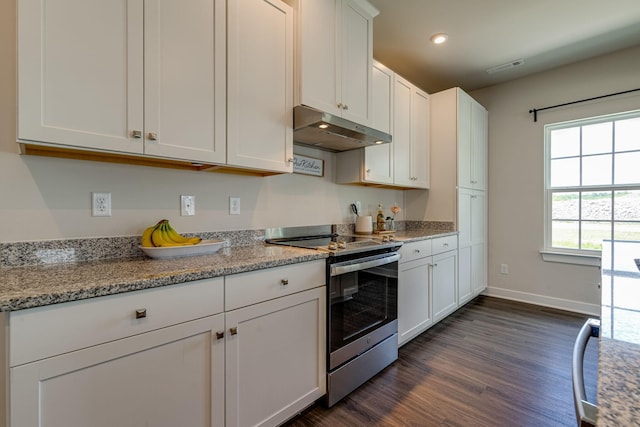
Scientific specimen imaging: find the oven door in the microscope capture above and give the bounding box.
[328,252,399,370]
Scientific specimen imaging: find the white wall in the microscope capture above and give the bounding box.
[0,0,404,242]
[470,45,640,315]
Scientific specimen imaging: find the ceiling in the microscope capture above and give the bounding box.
[368,0,640,93]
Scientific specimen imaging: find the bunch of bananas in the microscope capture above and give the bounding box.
[141,219,202,247]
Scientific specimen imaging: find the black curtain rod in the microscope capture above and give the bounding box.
[528,87,640,122]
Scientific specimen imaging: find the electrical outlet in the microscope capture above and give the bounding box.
[92,192,111,217]
[500,264,509,274]
[229,197,240,215]
[181,195,195,216]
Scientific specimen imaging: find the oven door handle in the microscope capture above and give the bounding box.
[330,253,400,277]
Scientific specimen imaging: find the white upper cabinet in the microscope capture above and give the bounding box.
[393,74,429,189]
[458,90,488,190]
[226,0,294,173]
[295,0,377,126]
[18,0,226,164]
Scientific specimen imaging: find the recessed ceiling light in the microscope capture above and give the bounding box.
[430,33,448,45]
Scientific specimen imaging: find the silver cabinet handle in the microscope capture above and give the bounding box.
[281,279,289,286]
[337,103,344,109]
[135,308,147,319]
[148,132,158,141]
[215,331,224,340]
[229,327,238,336]
[443,243,449,247]
[132,130,142,139]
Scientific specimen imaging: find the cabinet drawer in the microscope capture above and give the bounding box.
[399,240,432,263]
[432,235,458,255]
[225,260,325,311]
[9,278,224,367]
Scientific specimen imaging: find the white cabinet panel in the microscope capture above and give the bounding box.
[432,250,458,322]
[410,88,430,188]
[227,0,293,172]
[144,0,226,163]
[296,0,376,125]
[225,287,326,427]
[11,315,225,427]
[398,258,431,346]
[18,0,226,165]
[18,0,144,152]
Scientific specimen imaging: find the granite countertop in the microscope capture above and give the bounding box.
[598,240,640,426]
[0,226,456,313]
[0,245,327,312]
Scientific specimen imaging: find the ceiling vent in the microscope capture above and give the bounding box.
[486,59,525,74]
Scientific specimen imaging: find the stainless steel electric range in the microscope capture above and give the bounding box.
[266,225,401,407]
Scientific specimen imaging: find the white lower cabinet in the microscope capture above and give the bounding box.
[431,249,458,322]
[398,235,458,346]
[11,315,226,427]
[7,260,326,427]
[225,287,326,427]
[9,278,226,427]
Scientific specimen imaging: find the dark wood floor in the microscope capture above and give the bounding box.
[284,296,599,427]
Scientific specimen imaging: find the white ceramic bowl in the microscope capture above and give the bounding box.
[139,240,225,259]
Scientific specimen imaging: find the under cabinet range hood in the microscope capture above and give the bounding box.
[293,105,392,152]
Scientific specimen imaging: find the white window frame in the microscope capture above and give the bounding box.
[542,109,640,266]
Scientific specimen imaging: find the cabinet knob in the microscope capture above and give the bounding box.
[337,103,344,109]
[131,130,142,139]
[443,243,449,247]
[229,327,238,336]
[287,158,294,163]
[414,249,420,253]
[215,331,224,340]
[281,279,289,286]
[366,169,371,174]
[343,104,349,110]
[135,308,147,319]
[148,132,158,141]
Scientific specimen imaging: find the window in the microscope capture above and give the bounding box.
[544,110,640,260]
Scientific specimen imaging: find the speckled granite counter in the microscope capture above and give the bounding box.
[0,245,326,312]
[598,240,640,426]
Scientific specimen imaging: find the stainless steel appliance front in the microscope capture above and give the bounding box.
[326,251,399,406]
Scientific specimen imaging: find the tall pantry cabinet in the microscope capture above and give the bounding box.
[427,88,488,304]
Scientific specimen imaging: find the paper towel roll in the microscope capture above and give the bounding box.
[355,215,373,234]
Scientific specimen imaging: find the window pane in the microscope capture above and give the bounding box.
[582,122,612,155]
[552,220,579,249]
[581,221,611,250]
[615,117,640,153]
[550,127,580,158]
[615,190,640,221]
[614,151,640,185]
[614,221,640,242]
[582,154,612,186]
[582,191,611,220]
[552,192,579,220]
[551,157,580,187]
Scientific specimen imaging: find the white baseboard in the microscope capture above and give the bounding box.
[482,286,600,317]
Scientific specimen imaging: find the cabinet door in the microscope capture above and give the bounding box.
[398,258,431,346]
[11,315,225,427]
[457,89,473,189]
[410,88,430,188]
[472,242,487,296]
[227,0,293,173]
[18,0,144,153]
[432,250,458,322]
[297,0,340,115]
[225,287,326,427]
[393,75,413,187]
[471,101,488,190]
[144,0,226,164]
[340,0,373,125]
[364,61,394,184]
[458,245,473,305]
